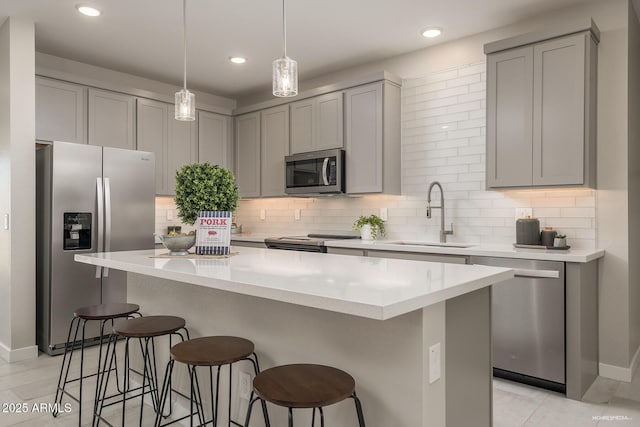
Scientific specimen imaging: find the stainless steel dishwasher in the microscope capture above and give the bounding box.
[471,256,565,393]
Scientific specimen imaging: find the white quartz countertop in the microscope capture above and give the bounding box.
[75,248,513,320]
[326,240,604,263]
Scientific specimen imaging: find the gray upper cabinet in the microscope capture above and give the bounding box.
[88,88,135,150]
[345,81,401,194]
[136,98,197,196]
[486,47,534,187]
[167,115,198,195]
[260,105,289,197]
[136,98,167,194]
[486,31,597,188]
[235,112,261,198]
[290,91,343,154]
[198,111,233,171]
[36,77,86,144]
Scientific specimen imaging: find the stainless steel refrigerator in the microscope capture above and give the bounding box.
[36,141,155,355]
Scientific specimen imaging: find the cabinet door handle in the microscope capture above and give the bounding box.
[513,268,560,279]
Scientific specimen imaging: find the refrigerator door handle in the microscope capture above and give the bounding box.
[104,177,112,277]
[96,177,104,279]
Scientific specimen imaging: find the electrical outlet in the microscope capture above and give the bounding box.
[259,209,266,221]
[380,207,388,221]
[515,207,532,219]
[294,209,301,221]
[167,210,174,221]
[239,371,252,400]
[429,342,441,384]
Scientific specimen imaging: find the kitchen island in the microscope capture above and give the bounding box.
[75,247,512,427]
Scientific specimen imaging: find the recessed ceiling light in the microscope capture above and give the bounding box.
[76,5,101,17]
[229,57,248,64]
[422,27,442,38]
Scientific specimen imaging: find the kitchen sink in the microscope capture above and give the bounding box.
[384,241,475,248]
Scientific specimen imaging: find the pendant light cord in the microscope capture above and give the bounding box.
[282,0,287,58]
[183,0,187,90]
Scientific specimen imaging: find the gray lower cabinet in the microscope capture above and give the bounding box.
[326,247,468,264]
[235,112,261,198]
[36,77,86,144]
[260,105,289,197]
[198,111,233,171]
[290,91,343,154]
[88,88,136,150]
[486,31,597,188]
[367,250,468,264]
[231,240,266,248]
[345,81,401,194]
[136,98,197,195]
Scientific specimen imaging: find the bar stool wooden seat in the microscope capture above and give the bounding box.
[156,336,266,427]
[96,315,189,426]
[245,364,366,427]
[53,303,140,427]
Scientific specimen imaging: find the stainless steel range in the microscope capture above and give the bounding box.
[265,234,360,252]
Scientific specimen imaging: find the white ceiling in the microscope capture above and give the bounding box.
[0,0,593,99]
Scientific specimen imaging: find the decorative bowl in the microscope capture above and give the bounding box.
[156,234,196,256]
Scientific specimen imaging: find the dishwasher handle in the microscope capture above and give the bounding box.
[513,268,560,279]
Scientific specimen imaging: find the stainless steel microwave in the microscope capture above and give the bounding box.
[285,149,345,195]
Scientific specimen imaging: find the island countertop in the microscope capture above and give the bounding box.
[75,247,513,321]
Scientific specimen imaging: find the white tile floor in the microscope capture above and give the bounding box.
[1,347,640,426]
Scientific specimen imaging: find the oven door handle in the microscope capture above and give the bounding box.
[322,158,329,186]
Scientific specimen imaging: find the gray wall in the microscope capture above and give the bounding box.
[238,0,637,377]
[627,0,640,364]
[0,17,37,361]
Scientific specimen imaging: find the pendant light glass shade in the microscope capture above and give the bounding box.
[273,0,297,97]
[175,0,195,121]
[273,56,298,97]
[175,89,195,121]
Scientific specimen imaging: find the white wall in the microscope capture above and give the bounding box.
[159,0,635,377]
[0,17,38,362]
[245,0,632,377]
[230,62,597,249]
[627,0,640,369]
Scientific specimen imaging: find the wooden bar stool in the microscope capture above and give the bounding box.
[53,303,141,427]
[155,336,267,427]
[95,315,189,426]
[244,364,366,427]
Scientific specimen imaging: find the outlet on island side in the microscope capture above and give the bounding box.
[239,371,252,400]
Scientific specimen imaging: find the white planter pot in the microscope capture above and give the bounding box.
[360,224,373,240]
[553,237,567,248]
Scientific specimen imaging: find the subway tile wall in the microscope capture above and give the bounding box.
[157,62,597,249]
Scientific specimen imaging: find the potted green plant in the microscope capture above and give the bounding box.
[174,162,238,224]
[353,214,386,240]
[158,162,238,255]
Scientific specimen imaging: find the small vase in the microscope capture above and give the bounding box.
[553,237,567,248]
[360,224,373,240]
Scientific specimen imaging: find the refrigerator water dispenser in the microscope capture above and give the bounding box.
[63,212,91,250]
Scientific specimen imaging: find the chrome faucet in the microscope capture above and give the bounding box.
[426,181,454,243]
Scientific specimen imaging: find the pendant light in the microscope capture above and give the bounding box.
[272,0,298,97]
[175,0,195,121]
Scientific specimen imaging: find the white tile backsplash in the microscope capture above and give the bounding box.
[156,61,597,249]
